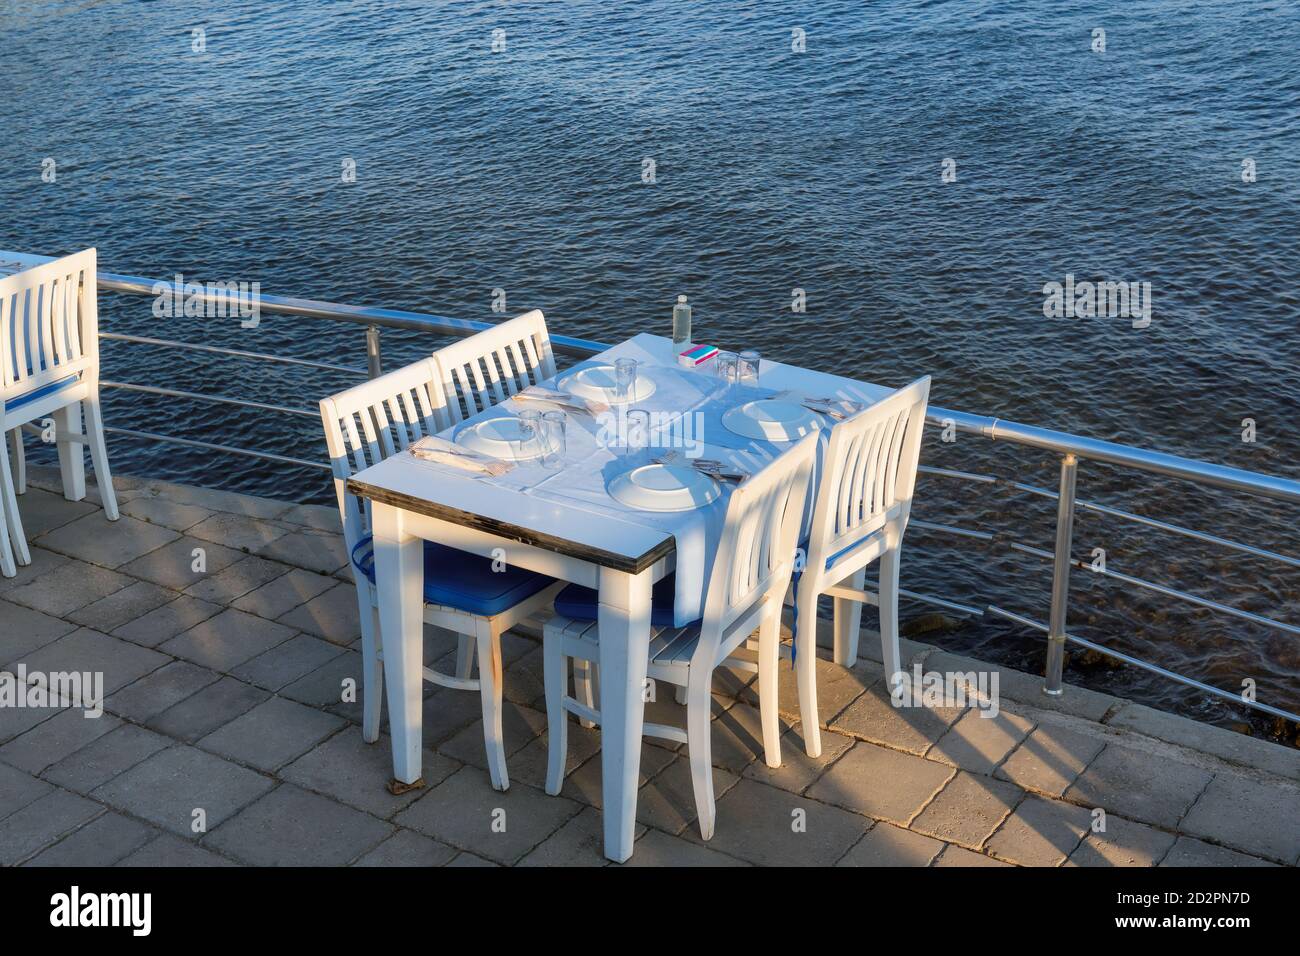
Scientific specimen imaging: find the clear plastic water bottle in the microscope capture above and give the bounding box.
[672,294,692,349]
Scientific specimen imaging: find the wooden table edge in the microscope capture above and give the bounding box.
[349,478,675,575]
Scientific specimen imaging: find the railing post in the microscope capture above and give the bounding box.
[1043,453,1078,696]
[365,324,382,378]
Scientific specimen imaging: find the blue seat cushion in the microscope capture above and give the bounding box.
[352,535,554,617]
[555,576,696,628]
[8,375,78,411]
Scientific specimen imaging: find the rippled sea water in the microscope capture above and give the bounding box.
[2,0,1297,736]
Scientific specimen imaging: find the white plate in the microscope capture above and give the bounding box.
[556,364,658,404]
[721,399,821,441]
[608,463,721,512]
[454,416,546,462]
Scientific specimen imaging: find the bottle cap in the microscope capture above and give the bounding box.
[677,294,687,303]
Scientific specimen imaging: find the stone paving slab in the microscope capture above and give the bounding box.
[742,722,854,795]
[111,595,223,647]
[911,771,1024,848]
[184,556,289,605]
[255,529,348,575]
[994,720,1107,797]
[17,627,169,695]
[4,560,134,617]
[0,599,76,660]
[8,488,97,538]
[1066,815,1178,867]
[837,822,945,866]
[145,677,271,743]
[0,761,54,822]
[230,634,344,691]
[43,724,173,793]
[275,582,361,644]
[1159,835,1280,868]
[0,709,122,775]
[282,728,460,818]
[160,608,296,671]
[985,795,1094,866]
[1177,772,1300,864]
[120,494,215,532]
[394,766,582,864]
[808,741,954,825]
[206,784,393,866]
[93,745,276,836]
[36,512,180,569]
[197,696,346,772]
[116,832,238,867]
[107,660,222,722]
[1109,702,1300,783]
[189,513,289,553]
[688,777,871,866]
[928,708,1035,775]
[622,827,749,866]
[828,682,965,755]
[353,829,458,867]
[67,580,177,632]
[1063,744,1214,830]
[117,535,244,590]
[24,811,156,867]
[0,789,105,865]
[0,546,70,595]
[232,568,338,621]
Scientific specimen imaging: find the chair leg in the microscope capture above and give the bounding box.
[0,429,28,569]
[879,545,904,690]
[0,433,16,579]
[455,633,475,679]
[757,598,782,769]
[542,629,569,796]
[477,625,509,791]
[832,566,866,667]
[685,668,716,840]
[794,585,822,758]
[358,602,383,743]
[10,428,25,494]
[53,402,86,503]
[82,391,118,520]
[573,657,597,729]
[674,683,688,705]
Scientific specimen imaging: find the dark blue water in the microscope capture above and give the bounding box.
[2,0,1297,735]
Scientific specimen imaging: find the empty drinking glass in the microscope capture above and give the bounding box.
[738,349,761,387]
[614,357,639,403]
[714,351,738,385]
[542,410,567,469]
[626,408,651,450]
[517,409,542,461]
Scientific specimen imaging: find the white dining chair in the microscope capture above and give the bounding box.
[543,432,818,840]
[0,249,118,577]
[791,376,931,758]
[320,356,562,791]
[432,309,556,424]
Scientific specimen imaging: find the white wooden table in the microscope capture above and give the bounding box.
[349,334,890,862]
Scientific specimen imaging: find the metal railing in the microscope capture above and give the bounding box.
[3,249,1297,723]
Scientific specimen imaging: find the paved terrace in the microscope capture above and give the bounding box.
[1,465,1297,868]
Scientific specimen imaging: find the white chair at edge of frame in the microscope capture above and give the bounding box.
[543,432,818,840]
[790,376,931,758]
[0,248,119,578]
[320,355,562,791]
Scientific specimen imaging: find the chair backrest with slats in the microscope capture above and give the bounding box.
[432,310,555,424]
[0,249,98,400]
[319,357,451,559]
[695,432,818,665]
[805,376,931,581]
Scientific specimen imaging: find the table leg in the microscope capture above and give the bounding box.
[597,565,653,863]
[372,502,425,789]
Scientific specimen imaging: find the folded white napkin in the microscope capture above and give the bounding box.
[514,385,610,416]
[410,435,514,477]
